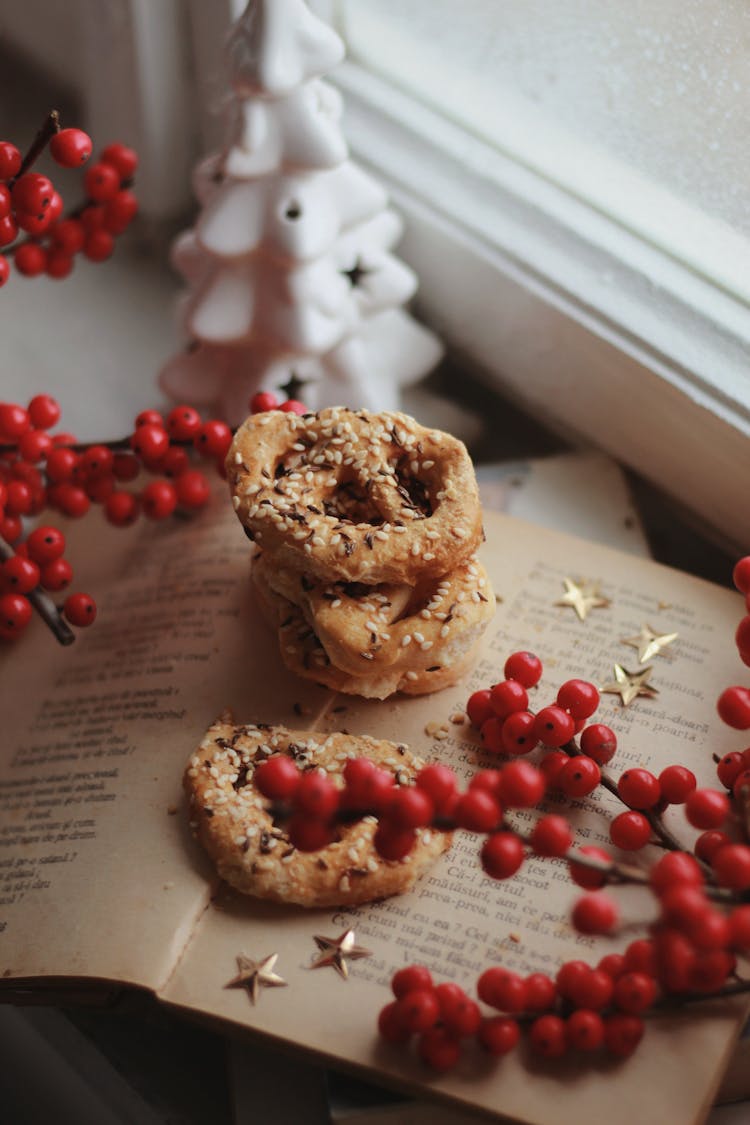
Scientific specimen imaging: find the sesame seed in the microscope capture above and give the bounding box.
[401,634,412,646]
[232,496,240,509]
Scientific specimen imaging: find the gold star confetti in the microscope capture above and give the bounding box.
[555,577,611,622]
[309,929,372,980]
[601,664,659,707]
[225,953,287,1004]
[621,624,678,664]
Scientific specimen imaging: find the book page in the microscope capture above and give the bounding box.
[160,511,748,1125]
[0,499,331,990]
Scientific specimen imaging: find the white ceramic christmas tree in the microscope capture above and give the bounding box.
[159,0,442,421]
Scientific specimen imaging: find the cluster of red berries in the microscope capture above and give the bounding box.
[0,122,138,284]
[249,390,308,416]
[716,556,750,730]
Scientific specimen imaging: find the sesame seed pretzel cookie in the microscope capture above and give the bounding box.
[184,719,451,906]
[227,407,483,584]
[252,561,484,698]
[254,551,495,679]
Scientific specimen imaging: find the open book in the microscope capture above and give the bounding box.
[1,487,748,1125]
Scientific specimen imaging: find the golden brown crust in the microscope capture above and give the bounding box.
[227,407,483,585]
[184,720,451,906]
[252,561,487,699]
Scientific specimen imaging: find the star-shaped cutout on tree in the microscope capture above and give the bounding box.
[340,257,373,289]
[309,929,371,980]
[621,623,678,664]
[279,371,312,401]
[600,664,659,708]
[224,952,287,1004]
[555,577,611,622]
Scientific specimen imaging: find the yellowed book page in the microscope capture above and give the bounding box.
[0,501,331,990]
[160,510,748,1125]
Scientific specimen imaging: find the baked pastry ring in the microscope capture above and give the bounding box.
[252,561,486,699]
[227,407,483,584]
[254,550,494,678]
[184,720,451,906]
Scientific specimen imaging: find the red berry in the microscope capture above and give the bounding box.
[728,906,750,951]
[556,960,590,1000]
[660,884,711,928]
[47,191,64,223]
[0,515,22,542]
[453,788,500,833]
[568,845,612,890]
[81,444,114,478]
[530,814,572,857]
[250,391,279,413]
[85,162,120,202]
[113,452,140,481]
[500,710,538,755]
[0,256,8,287]
[14,243,47,277]
[100,143,138,180]
[385,787,434,830]
[684,788,729,830]
[0,214,17,248]
[102,190,138,233]
[5,480,32,515]
[39,557,73,592]
[0,141,21,179]
[439,992,481,1038]
[499,760,545,807]
[467,688,494,728]
[194,420,232,459]
[717,752,744,789]
[279,399,307,415]
[604,1014,644,1057]
[566,1009,605,1052]
[131,424,169,460]
[342,760,394,813]
[529,1015,567,1058]
[84,229,115,261]
[45,250,74,279]
[377,1002,410,1044]
[610,810,651,851]
[712,844,750,890]
[293,772,339,820]
[468,769,502,797]
[49,127,92,168]
[557,679,600,719]
[51,218,86,255]
[479,716,505,753]
[558,755,601,798]
[141,479,178,520]
[54,483,90,518]
[0,184,9,219]
[733,769,750,800]
[658,764,697,804]
[11,173,54,213]
[533,704,575,747]
[717,686,750,730]
[572,892,618,935]
[0,592,32,638]
[175,469,211,510]
[490,679,528,718]
[649,851,703,894]
[27,394,60,430]
[733,557,750,594]
[254,756,300,800]
[477,1016,520,1055]
[623,940,657,975]
[391,965,433,998]
[598,953,626,979]
[688,950,734,992]
[63,592,97,627]
[524,973,556,1010]
[105,491,140,527]
[373,823,416,861]
[617,768,661,809]
[1,555,39,594]
[26,525,65,564]
[415,764,457,814]
[478,968,528,1013]
[167,404,202,441]
[568,967,613,1011]
[503,650,542,687]
[480,831,525,880]
[694,829,730,863]
[286,815,334,852]
[16,209,54,236]
[417,1027,461,1072]
[396,988,440,1034]
[539,749,569,787]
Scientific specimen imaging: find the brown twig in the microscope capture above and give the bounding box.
[11,110,60,186]
[0,534,74,645]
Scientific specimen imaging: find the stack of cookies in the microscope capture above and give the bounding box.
[226,407,495,699]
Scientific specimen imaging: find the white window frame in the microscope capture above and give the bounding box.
[5,0,747,550]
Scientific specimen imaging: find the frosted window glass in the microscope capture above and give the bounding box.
[338,1,750,292]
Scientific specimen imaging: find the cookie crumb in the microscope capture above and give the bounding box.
[425,721,449,740]
[449,712,465,725]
